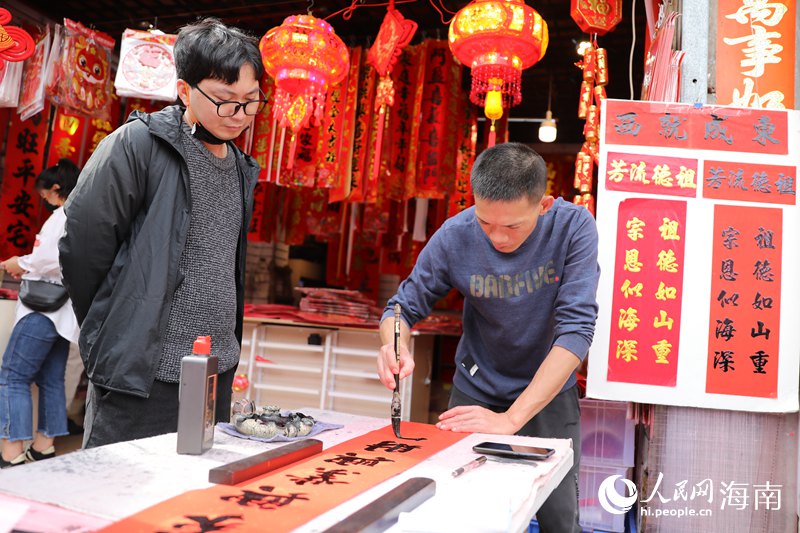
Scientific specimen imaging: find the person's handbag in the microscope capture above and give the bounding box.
[18,279,69,313]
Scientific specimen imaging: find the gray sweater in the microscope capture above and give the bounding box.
[383,198,600,406]
[156,123,242,382]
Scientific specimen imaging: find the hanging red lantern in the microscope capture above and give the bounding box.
[260,15,349,168]
[449,0,549,147]
[570,0,623,36]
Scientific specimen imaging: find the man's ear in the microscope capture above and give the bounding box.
[539,195,555,215]
[176,79,190,107]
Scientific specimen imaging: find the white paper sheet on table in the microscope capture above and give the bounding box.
[396,455,547,533]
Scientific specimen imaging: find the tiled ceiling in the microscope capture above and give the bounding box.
[12,0,647,144]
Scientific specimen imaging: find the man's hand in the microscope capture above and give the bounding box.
[0,257,25,279]
[436,405,519,434]
[377,342,415,390]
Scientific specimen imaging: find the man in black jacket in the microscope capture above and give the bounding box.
[59,18,265,447]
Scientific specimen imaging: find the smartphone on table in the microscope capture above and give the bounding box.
[472,441,555,460]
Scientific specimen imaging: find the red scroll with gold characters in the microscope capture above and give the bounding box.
[607,198,687,387]
[99,424,465,532]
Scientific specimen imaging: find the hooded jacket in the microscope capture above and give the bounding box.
[59,105,259,397]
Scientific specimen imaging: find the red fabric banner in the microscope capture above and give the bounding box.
[0,104,51,259]
[607,198,687,387]
[448,103,477,217]
[329,46,363,203]
[285,121,322,188]
[701,160,796,205]
[716,0,795,108]
[415,40,455,199]
[99,424,465,533]
[47,108,87,167]
[706,204,781,398]
[605,151,699,197]
[285,187,328,245]
[250,75,277,182]
[348,50,376,202]
[247,181,268,242]
[315,73,347,189]
[82,94,122,165]
[604,100,789,155]
[387,44,424,201]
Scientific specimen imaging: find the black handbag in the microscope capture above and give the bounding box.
[18,279,69,313]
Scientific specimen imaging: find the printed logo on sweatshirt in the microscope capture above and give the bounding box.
[469,260,557,298]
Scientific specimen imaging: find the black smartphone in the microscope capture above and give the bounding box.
[472,441,555,460]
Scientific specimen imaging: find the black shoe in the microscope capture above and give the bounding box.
[25,445,55,462]
[0,452,26,468]
[67,418,84,436]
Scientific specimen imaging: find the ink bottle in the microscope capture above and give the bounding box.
[177,335,218,454]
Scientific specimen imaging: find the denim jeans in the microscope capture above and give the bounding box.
[0,312,70,441]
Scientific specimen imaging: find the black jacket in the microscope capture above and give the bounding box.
[59,105,259,397]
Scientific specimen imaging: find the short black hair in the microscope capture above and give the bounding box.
[471,142,547,202]
[36,158,80,200]
[174,17,264,86]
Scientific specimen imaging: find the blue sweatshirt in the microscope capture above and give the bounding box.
[383,198,600,407]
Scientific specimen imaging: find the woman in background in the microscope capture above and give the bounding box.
[0,159,80,468]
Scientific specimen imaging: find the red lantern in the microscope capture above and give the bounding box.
[570,0,623,36]
[449,0,549,146]
[260,15,349,168]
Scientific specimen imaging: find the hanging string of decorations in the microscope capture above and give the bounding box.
[366,1,418,183]
[570,0,622,215]
[448,0,549,147]
[259,14,350,169]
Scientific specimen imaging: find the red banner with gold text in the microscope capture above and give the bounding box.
[607,198,687,387]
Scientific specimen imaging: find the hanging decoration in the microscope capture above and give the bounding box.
[46,19,115,120]
[259,14,349,169]
[18,29,50,120]
[114,29,177,102]
[0,8,35,72]
[366,3,417,183]
[387,44,426,202]
[416,39,461,200]
[448,0,549,147]
[570,0,621,215]
[571,40,607,216]
[570,0,623,36]
[0,103,50,259]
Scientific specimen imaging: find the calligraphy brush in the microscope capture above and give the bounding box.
[391,303,403,437]
[391,303,424,441]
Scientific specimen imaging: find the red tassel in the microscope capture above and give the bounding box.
[487,120,497,148]
[371,105,386,181]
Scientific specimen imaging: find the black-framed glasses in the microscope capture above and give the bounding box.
[194,85,268,117]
